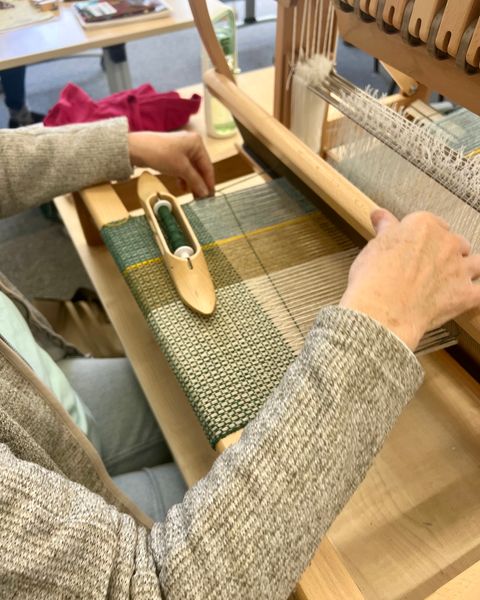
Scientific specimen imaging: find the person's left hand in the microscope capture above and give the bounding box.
[128,131,215,198]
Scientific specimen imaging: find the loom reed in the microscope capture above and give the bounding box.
[309,71,480,213]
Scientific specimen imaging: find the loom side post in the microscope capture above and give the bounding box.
[274,1,294,125]
[187,0,234,82]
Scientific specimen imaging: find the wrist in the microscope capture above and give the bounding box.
[127,132,147,168]
[339,295,423,351]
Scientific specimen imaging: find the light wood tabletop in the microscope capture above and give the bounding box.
[0,0,225,69]
[0,0,224,89]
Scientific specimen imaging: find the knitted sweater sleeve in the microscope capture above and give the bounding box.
[0,118,132,218]
[0,307,424,599]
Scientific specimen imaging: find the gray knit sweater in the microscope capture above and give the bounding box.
[0,119,424,599]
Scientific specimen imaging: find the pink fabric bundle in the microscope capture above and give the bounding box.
[44,83,201,131]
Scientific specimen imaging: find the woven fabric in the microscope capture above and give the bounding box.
[101,179,356,446]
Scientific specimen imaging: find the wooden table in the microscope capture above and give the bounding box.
[56,67,480,599]
[0,0,224,92]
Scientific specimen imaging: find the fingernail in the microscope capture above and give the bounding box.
[200,185,209,198]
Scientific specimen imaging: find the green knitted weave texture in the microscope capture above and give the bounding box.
[101,179,355,446]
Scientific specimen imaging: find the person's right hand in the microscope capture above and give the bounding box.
[340,210,480,351]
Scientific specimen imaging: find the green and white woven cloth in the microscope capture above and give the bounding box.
[101,179,356,446]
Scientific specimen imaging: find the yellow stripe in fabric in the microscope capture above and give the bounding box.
[123,256,162,274]
[466,147,480,159]
[201,213,319,251]
[122,213,318,274]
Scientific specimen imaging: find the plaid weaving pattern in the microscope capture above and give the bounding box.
[101,179,355,446]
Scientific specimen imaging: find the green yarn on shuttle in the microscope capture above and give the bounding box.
[156,205,189,253]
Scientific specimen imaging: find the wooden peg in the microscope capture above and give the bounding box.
[435,0,480,57]
[137,172,216,317]
[381,62,423,96]
[465,16,480,67]
[408,0,446,42]
[360,0,379,18]
[382,0,410,29]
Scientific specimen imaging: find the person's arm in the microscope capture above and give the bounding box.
[0,120,214,219]
[0,119,131,217]
[1,211,478,599]
[0,307,421,599]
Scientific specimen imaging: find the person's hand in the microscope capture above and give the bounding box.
[128,131,215,198]
[340,210,480,351]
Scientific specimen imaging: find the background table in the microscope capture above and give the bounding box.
[0,0,224,92]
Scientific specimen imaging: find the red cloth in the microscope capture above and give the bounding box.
[44,83,201,131]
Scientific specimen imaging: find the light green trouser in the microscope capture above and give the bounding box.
[58,357,187,522]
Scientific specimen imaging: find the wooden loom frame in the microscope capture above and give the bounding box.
[188,1,480,599]
[192,0,480,349]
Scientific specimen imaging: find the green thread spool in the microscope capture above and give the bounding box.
[153,198,194,259]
